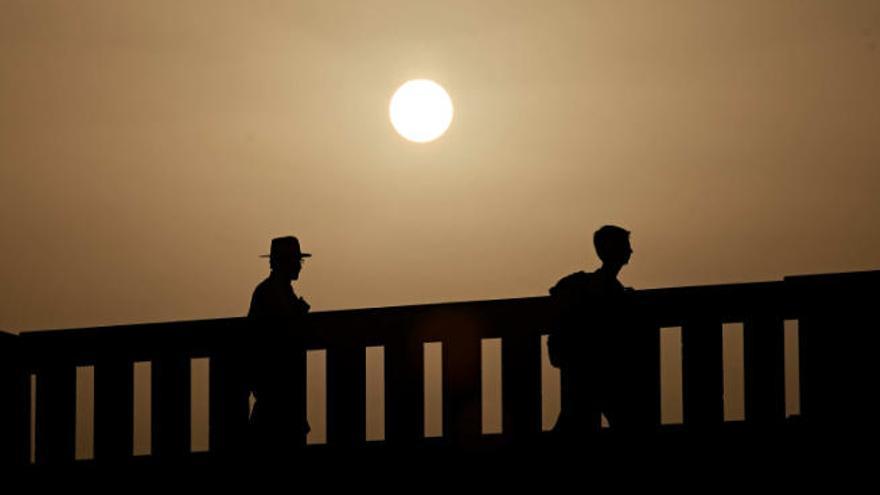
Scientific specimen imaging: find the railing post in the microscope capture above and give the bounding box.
[796,312,822,427]
[788,272,879,434]
[682,319,724,428]
[0,331,29,467]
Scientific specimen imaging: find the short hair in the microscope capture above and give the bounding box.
[593,225,630,262]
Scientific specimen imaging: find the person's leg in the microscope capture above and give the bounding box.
[565,370,603,439]
[605,369,657,437]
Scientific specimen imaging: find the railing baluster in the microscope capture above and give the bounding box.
[151,353,191,459]
[35,360,77,464]
[639,323,663,429]
[209,349,249,458]
[501,330,542,441]
[385,316,423,445]
[326,341,365,446]
[682,319,724,427]
[94,356,134,461]
[443,321,482,445]
[744,316,785,425]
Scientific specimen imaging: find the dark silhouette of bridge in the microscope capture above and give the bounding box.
[1,270,876,476]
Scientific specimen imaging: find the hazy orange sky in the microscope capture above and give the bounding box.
[2,0,879,333]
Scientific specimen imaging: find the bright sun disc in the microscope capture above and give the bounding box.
[389,79,453,143]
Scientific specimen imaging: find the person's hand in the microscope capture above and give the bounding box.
[298,297,311,312]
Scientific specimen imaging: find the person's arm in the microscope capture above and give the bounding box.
[547,281,575,368]
[244,288,267,392]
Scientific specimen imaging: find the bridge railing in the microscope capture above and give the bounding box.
[3,270,876,466]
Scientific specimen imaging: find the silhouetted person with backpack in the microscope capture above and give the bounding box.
[246,236,312,463]
[548,225,656,438]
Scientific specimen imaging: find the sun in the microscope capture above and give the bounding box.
[389,79,454,143]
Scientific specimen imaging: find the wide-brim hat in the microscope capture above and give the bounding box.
[259,236,312,259]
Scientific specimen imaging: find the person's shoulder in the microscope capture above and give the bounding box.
[550,271,594,295]
[252,276,274,296]
[249,276,278,310]
[559,270,594,285]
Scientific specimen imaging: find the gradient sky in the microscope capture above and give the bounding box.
[2,0,879,334]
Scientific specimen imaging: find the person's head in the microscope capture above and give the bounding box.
[261,236,311,281]
[593,225,632,268]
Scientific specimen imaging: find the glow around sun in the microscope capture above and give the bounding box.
[389,79,453,143]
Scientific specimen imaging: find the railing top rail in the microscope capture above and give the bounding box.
[14,270,879,366]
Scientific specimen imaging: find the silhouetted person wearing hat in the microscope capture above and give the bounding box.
[246,236,312,462]
[548,225,655,438]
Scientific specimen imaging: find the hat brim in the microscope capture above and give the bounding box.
[259,253,312,258]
